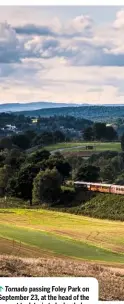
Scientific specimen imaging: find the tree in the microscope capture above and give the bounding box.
[75,165,100,182]
[31,131,54,147]
[0,165,12,196]
[11,134,30,150]
[31,134,43,147]
[41,131,54,145]
[100,164,115,183]
[83,127,94,141]
[27,149,50,164]
[0,151,6,167]
[0,137,13,150]
[53,130,66,143]
[105,126,117,140]
[24,130,37,141]
[93,123,107,140]
[7,164,40,205]
[4,148,25,170]
[121,133,124,151]
[92,123,118,141]
[115,172,124,185]
[111,155,124,173]
[46,155,71,180]
[6,175,19,197]
[32,168,62,205]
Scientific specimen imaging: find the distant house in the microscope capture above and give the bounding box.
[32,118,38,124]
[6,124,17,131]
[106,123,117,130]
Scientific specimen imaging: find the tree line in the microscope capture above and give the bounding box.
[1,145,124,207]
[0,129,68,151]
[0,148,72,205]
[83,123,118,141]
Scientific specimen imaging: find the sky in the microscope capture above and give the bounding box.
[1,6,124,104]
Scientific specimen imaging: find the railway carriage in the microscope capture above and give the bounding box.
[74,181,124,195]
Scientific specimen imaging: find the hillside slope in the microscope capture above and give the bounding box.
[76,193,124,220]
[15,105,124,121]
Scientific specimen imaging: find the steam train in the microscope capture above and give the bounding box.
[74,181,124,195]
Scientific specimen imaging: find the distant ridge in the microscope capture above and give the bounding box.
[13,104,124,122]
[0,102,80,113]
[0,101,124,113]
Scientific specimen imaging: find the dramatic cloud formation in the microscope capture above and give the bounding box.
[1,11,124,66]
[1,6,124,103]
[15,14,93,38]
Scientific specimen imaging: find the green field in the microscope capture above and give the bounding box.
[44,141,121,153]
[0,209,124,264]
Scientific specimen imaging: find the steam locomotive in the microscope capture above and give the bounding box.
[74,181,124,195]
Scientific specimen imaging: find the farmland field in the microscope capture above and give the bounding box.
[0,209,124,265]
[44,141,121,154]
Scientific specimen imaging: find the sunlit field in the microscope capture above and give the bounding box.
[44,141,121,154]
[0,209,124,264]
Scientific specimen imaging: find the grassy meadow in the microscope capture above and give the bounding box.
[0,208,124,264]
[43,141,121,157]
[44,141,121,152]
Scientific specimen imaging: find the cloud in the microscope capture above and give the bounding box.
[0,22,22,63]
[0,22,60,62]
[1,8,124,104]
[66,15,94,37]
[15,14,93,39]
[23,37,61,59]
[15,24,56,37]
[42,38,59,50]
[1,15,124,68]
[69,42,124,67]
[14,14,124,67]
[0,63,16,77]
[113,10,124,29]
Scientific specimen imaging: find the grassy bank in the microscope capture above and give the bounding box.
[70,193,124,221]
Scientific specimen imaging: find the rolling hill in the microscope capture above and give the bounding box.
[14,105,124,122]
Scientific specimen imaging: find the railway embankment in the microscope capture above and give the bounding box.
[60,192,124,221]
[36,189,124,221]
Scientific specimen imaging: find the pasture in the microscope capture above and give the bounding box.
[44,141,121,154]
[0,209,124,264]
